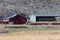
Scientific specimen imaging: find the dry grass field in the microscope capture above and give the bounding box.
[0,29,60,40]
[0,24,60,40]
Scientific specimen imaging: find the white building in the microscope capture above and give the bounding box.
[29,13,60,22]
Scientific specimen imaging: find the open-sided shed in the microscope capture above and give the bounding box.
[29,13,60,22]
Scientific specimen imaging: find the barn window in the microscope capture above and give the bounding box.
[36,16,56,21]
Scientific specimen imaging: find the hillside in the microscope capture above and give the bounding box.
[0,0,60,16]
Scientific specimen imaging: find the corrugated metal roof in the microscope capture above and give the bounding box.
[32,13,60,16]
[3,13,17,18]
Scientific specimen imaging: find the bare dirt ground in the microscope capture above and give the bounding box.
[0,30,60,40]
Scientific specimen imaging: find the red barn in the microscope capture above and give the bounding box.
[3,13,27,24]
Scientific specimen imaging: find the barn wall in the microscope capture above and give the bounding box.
[30,15,36,22]
[9,15,27,24]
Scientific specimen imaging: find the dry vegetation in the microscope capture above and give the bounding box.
[0,27,60,40]
[0,24,60,40]
[0,0,60,40]
[0,0,60,16]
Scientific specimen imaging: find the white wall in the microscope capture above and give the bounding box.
[30,15,36,22]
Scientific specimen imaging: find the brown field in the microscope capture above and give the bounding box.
[0,30,60,40]
[0,24,60,40]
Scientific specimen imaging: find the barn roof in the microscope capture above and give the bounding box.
[3,13,17,18]
[31,13,60,16]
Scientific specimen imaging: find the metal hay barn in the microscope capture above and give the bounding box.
[3,13,27,24]
[29,13,60,25]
